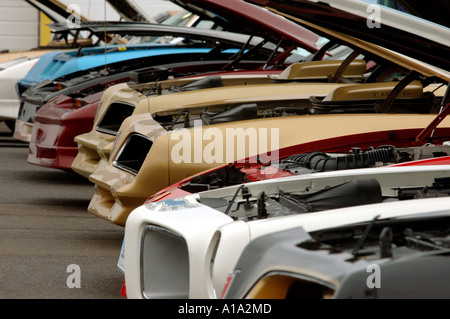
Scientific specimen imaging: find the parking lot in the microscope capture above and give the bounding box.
[0,122,125,299]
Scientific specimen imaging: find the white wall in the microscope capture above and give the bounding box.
[57,0,182,21]
[0,0,183,52]
[133,0,182,19]
[59,0,121,21]
[0,0,39,52]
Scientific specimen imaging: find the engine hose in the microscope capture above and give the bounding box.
[283,148,396,172]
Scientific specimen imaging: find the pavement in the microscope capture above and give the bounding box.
[0,122,126,299]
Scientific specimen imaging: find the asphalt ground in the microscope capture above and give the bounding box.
[0,122,125,299]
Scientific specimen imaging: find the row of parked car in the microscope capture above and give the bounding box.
[3,0,450,299]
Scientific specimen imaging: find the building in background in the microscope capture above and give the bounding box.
[0,0,180,53]
[0,1,39,52]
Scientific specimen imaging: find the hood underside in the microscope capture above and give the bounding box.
[395,0,450,28]
[245,0,450,72]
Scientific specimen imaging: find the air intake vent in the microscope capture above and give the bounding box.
[113,134,152,175]
[96,102,135,135]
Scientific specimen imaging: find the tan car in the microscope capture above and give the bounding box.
[71,70,281,178]
[87,76,447,226]
[71,59,366,178]
[83,3,449,226]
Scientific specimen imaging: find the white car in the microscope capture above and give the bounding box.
[121,162,450,298]
[0,58,38,132]
[221,194,450,299]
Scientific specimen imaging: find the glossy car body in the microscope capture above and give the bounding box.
[31,59,322,173]
[15,11,181,95]
[14,20,281,143]
[72,58,362,178]
[84,0,450,226]
[4,0,182,134]
[0,15,125,132]
[28,68,290,171]
[70,69,286,173]
[222,196,450,299]
[117,0,450,298]
[122,164,450,298]
[28,92,102,170]
[89,88,450,226]
[144,127,450,202]
[71,0,324,178]
[91,100,364,225]
[246,0,450,71]
[0,58,38,132]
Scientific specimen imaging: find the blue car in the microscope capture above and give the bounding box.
[15,21,257,95]
[17,45,210,94]
[13,22,281,141]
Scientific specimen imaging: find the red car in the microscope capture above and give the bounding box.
[27,69,283,170]
[28,93,102,170]
[145,103,450,204]
[26,0,321,171]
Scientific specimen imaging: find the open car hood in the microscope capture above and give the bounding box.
[25,0,155,23]
[31,0,320,58]
[46,21,286,53]
[25,0,86,22]
[170,0,320,54]
[245,0,450,72]
[106,0,157,23]
[395,0,450,29]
